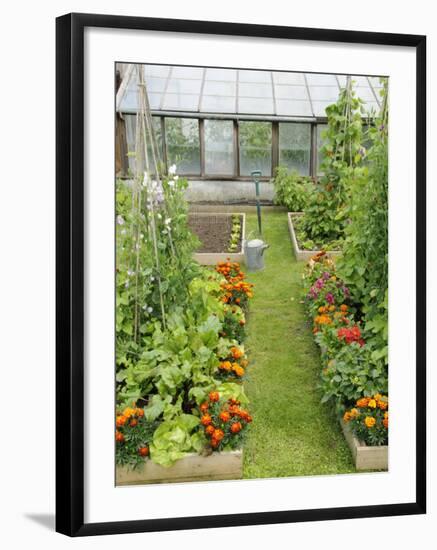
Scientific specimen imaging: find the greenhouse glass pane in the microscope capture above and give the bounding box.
[278,123,311,175]
[305,73,338,86]
[238,97,274,114]
[273,72,305,85]
[171,66,204,79]
[356,87,378,102]
[316,123,328,176]
[144,65,171,78]
[239,121,272,176]
[205,68,237,81]
[162,93,199,111]
[201,95,236,113]
[204,120,234,175]
[239,82,272,98]
[238,70,271,83]
[166,79,202,94]
[274,85,308,100]
[203,80,236,96]
[275,99,313,117]
[312,100,334,117]
[308,86,339,102]
[143,76,168,93]
[368,76,384,88]
[165,118,200,174]
[124,115,163,176]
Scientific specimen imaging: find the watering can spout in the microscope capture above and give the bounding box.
[260,243,269,256]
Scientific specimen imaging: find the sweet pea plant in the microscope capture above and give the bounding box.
[116,162,254,467]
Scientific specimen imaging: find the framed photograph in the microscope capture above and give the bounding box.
[56,13,426,536]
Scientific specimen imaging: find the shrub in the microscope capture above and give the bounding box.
[272,166,314,212]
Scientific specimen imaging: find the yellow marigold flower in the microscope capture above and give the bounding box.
[384,411,389,419]
[123,407,136,418]
[368,399,377,409]
[318,306,325,313]
[374,393,383,400]
[364,416,376,428]
[331,276,337,281]
[350,408,359,418]
[328,305,335,312]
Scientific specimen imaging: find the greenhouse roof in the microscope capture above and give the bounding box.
[116,64,384,120]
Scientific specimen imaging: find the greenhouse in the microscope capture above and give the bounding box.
[114,62,389,485]
[116,64,383,200]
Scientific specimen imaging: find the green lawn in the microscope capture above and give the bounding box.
[242,210,355,478]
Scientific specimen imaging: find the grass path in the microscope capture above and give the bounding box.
[242,211,355,478]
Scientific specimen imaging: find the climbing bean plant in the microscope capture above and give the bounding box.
[337,79,389,365]
[300,78,365,245]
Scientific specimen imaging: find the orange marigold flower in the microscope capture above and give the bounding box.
[233,365,245,377]
[383,417,389,429]
[209,391,220,402]
[211,438,219,448]
[378,399,388,411]
[220,361,232,372]
[340,304,348,312]
[219,411,231,422]
[116,415,127,427]
[318,306,326,313]
[115,430,124,443]
[129,418,138,428]
[350,408,359,418]
[213,429,225,441]
[230,422,242,434]
[138,446,149,457]
[231,346,244,359]
[201,414,212,426]
[343,411,352,423]
[136,408,144,417]
[364,416,376,428]
[205,425,215,435]
[328,305,336,312]
[356,397,370,408]
[200,402,209,413]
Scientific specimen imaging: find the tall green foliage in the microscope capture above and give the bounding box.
[337,80,389,364]
[300,79,365,243]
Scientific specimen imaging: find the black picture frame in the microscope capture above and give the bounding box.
[56,12,426,537]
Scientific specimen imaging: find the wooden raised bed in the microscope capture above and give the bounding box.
[189,213,246,265]
[340,419,388,471]
[287,212,342,262]
[116,450,243,486]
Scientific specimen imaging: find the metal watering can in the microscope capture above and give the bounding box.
[244,238,269,272]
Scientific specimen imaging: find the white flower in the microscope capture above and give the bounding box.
[157,213,162,219]
[125,281,129,288]
[142,304,148,310]
[142,172,150,187]
[117,215,125,225]
[174,175,179,181]
[165,218,172,226]
[147,307,153,313]
[150,276,155,282]
[127,269,134,277]
[169,164,177,175]
[168,179,175,188]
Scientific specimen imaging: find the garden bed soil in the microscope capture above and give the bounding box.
[287,212,342,261]
[116,450,243,485]
[188,213,246,265]
[340,418,388,471]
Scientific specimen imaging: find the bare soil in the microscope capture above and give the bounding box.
[188,214,242,253]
